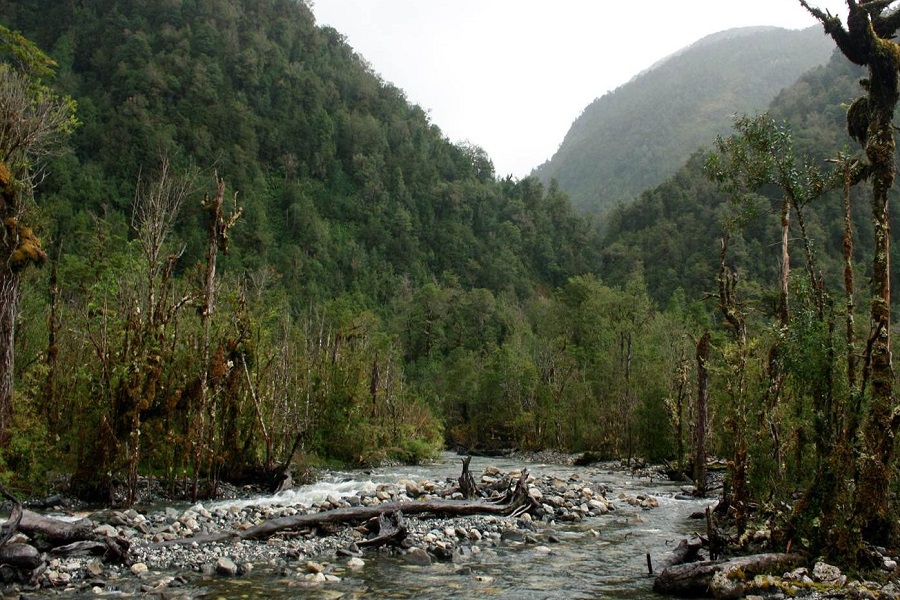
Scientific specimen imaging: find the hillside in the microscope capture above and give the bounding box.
[0,0,617,493]
[533,26,835,215]
[0,0,599,305]
[598,51,874,308]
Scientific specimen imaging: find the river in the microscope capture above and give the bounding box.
[196,453,714,599]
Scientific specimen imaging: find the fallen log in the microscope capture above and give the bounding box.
[17,510,95,548]
[0,543,42,570]
[653,552,805,597]
[358,510,407,548]
[158,469,537,546]
[652,538,704,573]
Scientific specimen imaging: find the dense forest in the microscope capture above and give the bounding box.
[3,0,900,566]
[0,0,677,504]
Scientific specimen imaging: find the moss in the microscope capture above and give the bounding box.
[5,219,47,270]
[847,96,870,145]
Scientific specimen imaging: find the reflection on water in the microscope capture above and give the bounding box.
[199,453,714,599]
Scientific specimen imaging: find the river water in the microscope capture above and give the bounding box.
[197,453,715,599]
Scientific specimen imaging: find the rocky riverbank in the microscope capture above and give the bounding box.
[1,458,898,599]
[0,460,658,597]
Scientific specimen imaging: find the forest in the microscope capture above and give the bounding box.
[1,0,900,568]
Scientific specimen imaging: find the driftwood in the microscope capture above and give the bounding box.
[459,456,477,500]
[358,510,407,548]
[17,510,95,547]
[0,483,42,572]
[158,469,537,547]
[0,482,130,583]
[652,538,704,573]
[653,552,805,597]
[0,543,42,570]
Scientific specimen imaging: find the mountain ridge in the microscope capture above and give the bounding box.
[533,25,835,215]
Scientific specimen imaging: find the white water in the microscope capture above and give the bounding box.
[198,453,716,599]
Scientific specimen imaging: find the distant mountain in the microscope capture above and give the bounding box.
[597,51,870,308]
[533,26,836,215]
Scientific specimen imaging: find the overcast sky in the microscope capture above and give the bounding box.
[311,1,848,178]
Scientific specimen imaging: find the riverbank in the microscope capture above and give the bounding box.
[1,455,897,598]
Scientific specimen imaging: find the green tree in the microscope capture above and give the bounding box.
[0,25,76,444]
[802,0,900,546]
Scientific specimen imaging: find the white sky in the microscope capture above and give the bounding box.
[311,1,848,177]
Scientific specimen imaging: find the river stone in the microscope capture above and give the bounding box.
[813,561,845,585]
[46,569,71,586]
[404,480,421,497]
[346,557,365,570]
[216,557,238,576]
[86,561,104,578]
[404,548,432,566]
[93,524,118,537]
[710,569,745,600]
[306,561,325,573]
[501,530,524,543]
[131,563,149,576]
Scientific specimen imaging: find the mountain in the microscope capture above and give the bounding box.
[597,51,872,308]
[532,26,836,215]
[0,0,609,483]
[0,0,600,306]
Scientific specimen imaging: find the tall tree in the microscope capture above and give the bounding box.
[801,0,900,543]
[0,26,76,443]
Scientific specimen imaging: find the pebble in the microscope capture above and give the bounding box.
[11,459,643,596]
[216,557,238,576]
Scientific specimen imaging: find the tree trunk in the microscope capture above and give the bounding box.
[802,0,900,548]
[693,331,710,496]
[653,553,805,597]
[0,269,17,444]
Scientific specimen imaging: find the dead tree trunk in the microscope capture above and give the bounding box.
[653,552,805,597]
[693,331,710,496]
[459,456,477,500]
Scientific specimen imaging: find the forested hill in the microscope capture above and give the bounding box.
[532,26,835,215]
[0,0,618,489]
[598,51,872,309]
[0,0,598,307]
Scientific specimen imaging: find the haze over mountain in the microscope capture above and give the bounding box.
[597,50,869,308]
[532,26,836,215]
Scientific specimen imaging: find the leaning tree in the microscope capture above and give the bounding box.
[800,0,900,545]
[0,27,76,444]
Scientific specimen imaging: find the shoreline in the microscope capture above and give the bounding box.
[0,457,896,599]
